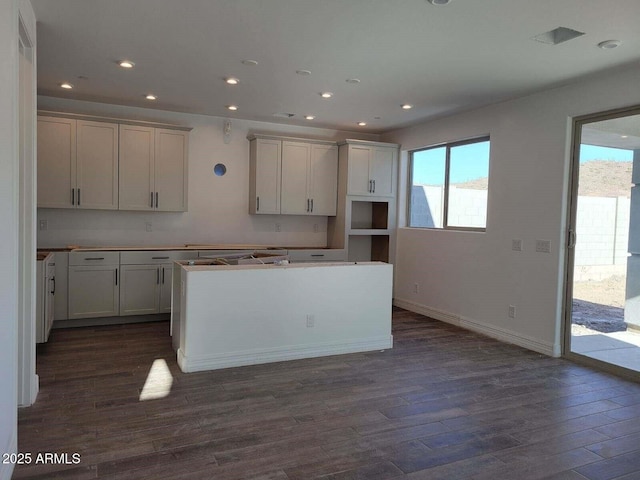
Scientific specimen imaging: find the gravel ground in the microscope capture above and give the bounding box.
[572,275,627,333]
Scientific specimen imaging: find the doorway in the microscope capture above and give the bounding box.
[565,107,640,376]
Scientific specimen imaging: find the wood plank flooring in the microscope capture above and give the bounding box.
[14,307,640,479]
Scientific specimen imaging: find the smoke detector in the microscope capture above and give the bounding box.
[427,0,451,5]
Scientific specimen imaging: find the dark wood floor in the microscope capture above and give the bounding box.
[14,308,640,480]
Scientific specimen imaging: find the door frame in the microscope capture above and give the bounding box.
[562,104,640,380]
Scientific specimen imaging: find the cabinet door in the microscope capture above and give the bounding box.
[37,116,76,208]
[370,147,396,197]
[309,144,338,216]
[347,145,372,195]
[119,125,155,211]
[76,120,119,210]
[250,138,281,214]
[119,264,160,315]
[281,141,311,214]
[68,266,119,319]
[159,264,173,313]
[155,129,188,212]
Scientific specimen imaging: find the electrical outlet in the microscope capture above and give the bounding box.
[313,223,319,233]
[508,305,516,319]
[413,283,419,294]
[39,220,48,231]
[512,239,522,251]
[275,223,281,232]
[145,222,153,232]
[535,240,551,253]
[306,314,315,327]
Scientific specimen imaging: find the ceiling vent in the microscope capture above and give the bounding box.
[273,113,295,118]
[532,27,585,45]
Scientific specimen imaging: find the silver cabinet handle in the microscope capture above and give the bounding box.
[152,256,170,260]
[257,196,260,212]
[78,188,81,206]
[51,276,56,295]
[151,192,154,208]
[306,199,310,212]
[155,192,159,209]
[372,180,376,193]
[311,254,324,257]
[85,257,105,261]
[369,180,372,193]
[115,268,118,286]
[71,188,75,205]
[156,267,160,284]
[311,198,313,212]
[162,267,165,284]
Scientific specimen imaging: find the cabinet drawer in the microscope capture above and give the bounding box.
[69,251,120,266]
[120,250,197,265]
[288,249,346,263]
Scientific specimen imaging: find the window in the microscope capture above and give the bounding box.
[409,136,490,230]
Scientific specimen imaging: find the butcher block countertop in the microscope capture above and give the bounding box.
[37,244,335,253]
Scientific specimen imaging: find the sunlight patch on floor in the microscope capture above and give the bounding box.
[139,358,174,401]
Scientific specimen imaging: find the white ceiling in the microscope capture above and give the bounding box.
[31,0,640,133]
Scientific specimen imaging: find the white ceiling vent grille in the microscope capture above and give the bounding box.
[532,27,585,45]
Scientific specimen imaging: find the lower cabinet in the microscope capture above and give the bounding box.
[119,263,172,315]
[68,251,120,319]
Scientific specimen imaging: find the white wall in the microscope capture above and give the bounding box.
[37,97,378,249]
[0,0,36,478]
[384,64,640,357]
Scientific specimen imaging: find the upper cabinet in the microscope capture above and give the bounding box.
[249,136,281,214]
[249,134,338,216]
[38,116,119,209]
[38,113,189,212]
[118,125,189,212]
[340,140,398,197]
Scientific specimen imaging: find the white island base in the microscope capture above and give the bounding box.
[172,261,393,373]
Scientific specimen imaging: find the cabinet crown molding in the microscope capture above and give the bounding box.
[38,110,192,131]
[247,133,337,146]
[338,139,400,148]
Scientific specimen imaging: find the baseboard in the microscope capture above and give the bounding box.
[0,428,17,480]
[394,298,557,357]
[177,336,393,373]
[53,313,169,329]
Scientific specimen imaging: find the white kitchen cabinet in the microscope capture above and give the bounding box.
[119,251,193,316]
[281,141,337,216]
[36,253,55,343]
[53,251,68,321]
[68,252,120,319]
[118,125,189,212]
[340,140,397,197]
[37,116,119,209]
[249,134,337,216]
[68,251,120,319]
[249,136,281,214]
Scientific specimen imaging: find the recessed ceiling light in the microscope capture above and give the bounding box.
[227,105,238,111]
[320,92,333,98]
[296,70,311,76]
[305,115,315,120]
[346,78,360,84]
[427,0,451,5]
[401,104,413,110]
[60,82,73,89]
[225,77,239,85]
[118,60,135,69]
[241,59,258,66]
[598,39,621,49]
[357,122,367,126]
[621,135,629,138]
[145,94,157,100]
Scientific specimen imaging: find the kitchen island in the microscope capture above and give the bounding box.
[172,261,393,372]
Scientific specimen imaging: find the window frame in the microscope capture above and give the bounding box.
[408,135,490,232]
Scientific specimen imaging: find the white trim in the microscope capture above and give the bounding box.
[394,298,558,357]
[177,336,393,373]
[0,428,17,480]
